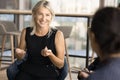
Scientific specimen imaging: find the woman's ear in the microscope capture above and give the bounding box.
[88,30,102,59]
[88,30,95,44]
[89,31,99,54]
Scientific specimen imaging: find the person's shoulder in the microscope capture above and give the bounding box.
[51,28,64,37]
[25,27,33,33]
[54,28,63,34]
[21,27,32,35]
[25,27,33,30]
[87,63,117,80]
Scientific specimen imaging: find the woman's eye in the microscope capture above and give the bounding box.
[46,14,50,17]
[37,13,42,15]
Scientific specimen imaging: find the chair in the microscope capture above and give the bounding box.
[56,26,72,80]
[0,21,21,68]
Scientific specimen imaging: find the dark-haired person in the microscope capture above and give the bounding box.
[78,7,120,80]
[78,5,120,80]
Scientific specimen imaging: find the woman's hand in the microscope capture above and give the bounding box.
[15,48,26,59]
[41,46,52,57]
[78,68,93,79]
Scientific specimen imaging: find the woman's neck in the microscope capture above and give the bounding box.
[109,53,120,58]
[100,52,120,61]
[35,27,49,36]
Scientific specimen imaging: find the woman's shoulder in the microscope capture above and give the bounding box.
[25,27,33,30]
[52,29,64,39]
[21,27,33,36]
[24,27,33,33]
[51,28,63,34]
[51,28,63,37]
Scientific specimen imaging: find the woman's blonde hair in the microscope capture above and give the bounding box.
[30,0,55,35]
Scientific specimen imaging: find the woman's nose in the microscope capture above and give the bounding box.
[41,15,46,21]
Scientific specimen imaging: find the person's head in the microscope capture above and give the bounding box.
[31,0,55,35]
[89,7,120,59]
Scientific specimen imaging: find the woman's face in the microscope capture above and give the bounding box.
[34,7,52,28]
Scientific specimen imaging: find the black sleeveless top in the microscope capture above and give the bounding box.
[19,27,58,78]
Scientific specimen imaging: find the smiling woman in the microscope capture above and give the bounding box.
[6,0,66,80]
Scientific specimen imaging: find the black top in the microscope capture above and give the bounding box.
[19,27,58,78]
[88,57,101,71]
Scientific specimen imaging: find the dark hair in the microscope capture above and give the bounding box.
[118,3,120,8]
[91,7,120,55]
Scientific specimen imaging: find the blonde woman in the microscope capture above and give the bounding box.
[14,0,65,80]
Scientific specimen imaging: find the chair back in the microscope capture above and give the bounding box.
[0,21,18,32]
[0,23,6,34]
[56,26,72,39]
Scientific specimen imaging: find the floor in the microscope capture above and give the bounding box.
[0,64,9,80]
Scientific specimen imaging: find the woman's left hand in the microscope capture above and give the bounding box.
[41,46,52,57]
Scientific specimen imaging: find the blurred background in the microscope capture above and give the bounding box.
[0,0,120,80]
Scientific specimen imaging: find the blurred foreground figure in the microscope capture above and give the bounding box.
[78,7,120,80]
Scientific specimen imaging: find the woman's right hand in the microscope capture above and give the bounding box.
[15,48,26,59]
[78,68,93,80]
